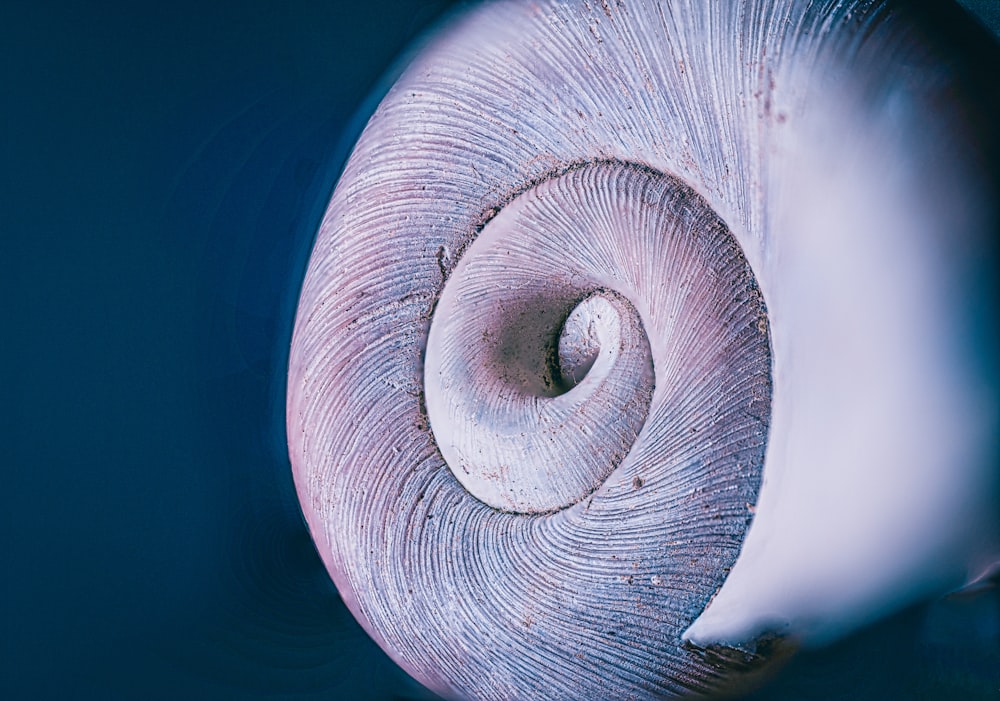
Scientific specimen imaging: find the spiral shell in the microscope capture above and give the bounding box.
[288,1,999,698]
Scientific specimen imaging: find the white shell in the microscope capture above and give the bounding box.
[288,1,999,698]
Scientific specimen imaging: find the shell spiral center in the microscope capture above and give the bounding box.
[424,161,771,516]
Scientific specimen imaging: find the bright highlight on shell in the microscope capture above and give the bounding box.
[287,1,999,698]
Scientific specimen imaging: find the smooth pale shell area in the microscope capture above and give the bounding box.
[288,0,999,698]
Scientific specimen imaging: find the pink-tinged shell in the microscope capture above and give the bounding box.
[288,1,999,699]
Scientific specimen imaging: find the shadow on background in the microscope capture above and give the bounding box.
[4,1,998,699]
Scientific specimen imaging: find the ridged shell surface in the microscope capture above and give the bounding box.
[288,1,999,699]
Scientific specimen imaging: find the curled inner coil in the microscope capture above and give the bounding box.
[425,161,770,517]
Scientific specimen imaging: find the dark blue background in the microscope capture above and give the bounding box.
[5,1,998,699]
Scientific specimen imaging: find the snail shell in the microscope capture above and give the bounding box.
[288,1,999,699]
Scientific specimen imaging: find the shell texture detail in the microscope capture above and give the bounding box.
[425,163,769,516]
[288,1,999,699]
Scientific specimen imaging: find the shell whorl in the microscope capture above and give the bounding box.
[288,1,999,699]
[425,162,769,516]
